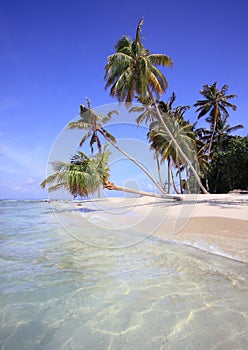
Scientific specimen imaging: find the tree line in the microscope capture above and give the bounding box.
[41,19,247,199]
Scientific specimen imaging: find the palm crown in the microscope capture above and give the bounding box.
[194,82,237,158]
[194,82,237,122]
[67,98,118,154]
[104,18,173,103]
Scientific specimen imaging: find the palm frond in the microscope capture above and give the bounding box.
[148,54,173,68]
[79,130,92,147]
[101,110,119,124]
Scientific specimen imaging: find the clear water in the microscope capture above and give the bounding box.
[0,200,247,350]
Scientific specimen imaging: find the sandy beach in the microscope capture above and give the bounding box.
[53,193,248,263]
[154,194,248,263]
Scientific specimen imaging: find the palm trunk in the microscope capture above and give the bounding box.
[167,158,171,193]
[177,164,183,194]
[156,154,163,187]
[171,168,180,194]
[208,103,218,159]
[98,129,169,197]
[147,87,209,194]
[104,181,181,201]
[207,122,216,160]
[186,167,190,194]
[205,121,217,192]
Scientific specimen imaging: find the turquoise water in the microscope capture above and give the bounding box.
[0,200,247,350]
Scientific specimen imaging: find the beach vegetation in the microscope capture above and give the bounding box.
[207,135,248,193]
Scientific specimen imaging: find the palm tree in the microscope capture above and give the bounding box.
[104,18,208,194]
[129,92,190,193]
[40,148,110,197]
[148,113,197,193]
[67,97,118,154]
[193,82,237,159]
[68,98,168,196]
[202,117,243,159]
[41,146,181,201]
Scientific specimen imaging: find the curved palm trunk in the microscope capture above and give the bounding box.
[147,88,209,194]
[104,181,181,201]
[171,168,180,194]
[98,129,169,196]
[156,154,163,187]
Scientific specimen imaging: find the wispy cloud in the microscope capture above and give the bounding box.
[0,142,47,177]
[0,141,48,198]
[25,177,38,185]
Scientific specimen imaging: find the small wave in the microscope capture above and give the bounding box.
[173,238,242,263]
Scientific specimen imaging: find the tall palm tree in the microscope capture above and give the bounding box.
[104,18,208,194]
[193,82,237,159]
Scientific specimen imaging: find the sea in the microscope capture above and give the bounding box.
[0,199,247,350]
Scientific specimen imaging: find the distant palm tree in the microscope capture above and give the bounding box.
[68,98,168,196]
[104,18,208,194]
[148,114,196,193]
[194,82,237,159]
[203,117,243,159]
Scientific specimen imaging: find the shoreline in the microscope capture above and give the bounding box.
[51,193,248,263]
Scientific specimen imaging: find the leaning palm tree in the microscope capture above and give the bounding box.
[40,149,110,197]
[193,82,237,159]
[41,146,181,200]
[104,18,208,194]
[68,98,168,196]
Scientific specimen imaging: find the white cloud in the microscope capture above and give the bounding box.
[0,142,47,177]
[25,177,37,185]
[11,185,22,191]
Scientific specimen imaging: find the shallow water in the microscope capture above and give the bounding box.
[0,200,247,350]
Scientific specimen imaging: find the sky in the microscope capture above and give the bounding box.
[0,0,247,199]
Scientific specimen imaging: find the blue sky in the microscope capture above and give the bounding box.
[0,0,247,199]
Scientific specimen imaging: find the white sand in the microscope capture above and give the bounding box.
[52,193,248,262]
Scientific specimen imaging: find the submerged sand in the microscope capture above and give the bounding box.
[52,193,248,263]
